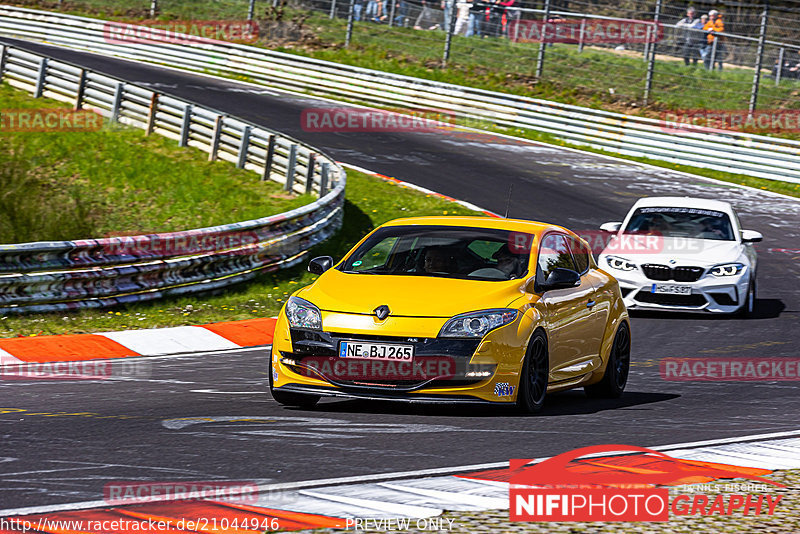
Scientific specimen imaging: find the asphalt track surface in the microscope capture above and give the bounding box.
[1,39,799,511]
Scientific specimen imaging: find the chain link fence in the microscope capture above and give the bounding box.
[31,0,800,120]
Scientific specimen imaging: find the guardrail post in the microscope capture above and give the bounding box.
[74,69,87,110]
[577,19,586,53]
[0,45,7,83]
[262,134,276,181]
[775,47,785,86]
[145,93,159,135]
[34,57,48,98]
[749,5,768,114]
[345,0,355,47]
[285,144,298,191]
[248,0,256,20]
[642,0,662,108]
[209,115,223,160]
[150,0,158,17]
[179,104,192,147]
[238,126,252,169]
[110,82,124,122]
[320,162,330,198]
[305,153,317,194]
[535,0,551,79]
[443,0,457,66]
[330,0,337,19]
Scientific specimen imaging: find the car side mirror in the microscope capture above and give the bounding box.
[741,230,763,243]
[600,222,622,233]
[541,268,581,291]
[308,256,333,275]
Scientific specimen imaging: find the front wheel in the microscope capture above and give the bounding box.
[585,322,630,399]
[269,361,320,408]
[737,278,756,317]
[516,330,549,414]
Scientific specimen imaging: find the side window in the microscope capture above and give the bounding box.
[537,234,576,283]
[567,235,591,274]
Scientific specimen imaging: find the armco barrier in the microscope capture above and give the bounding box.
[0,6,798,184]
[0,42,345,314]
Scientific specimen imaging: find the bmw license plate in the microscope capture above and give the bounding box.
[339,341,414,361]
[651,283,692,295]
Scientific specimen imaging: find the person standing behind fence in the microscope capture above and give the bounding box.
[675,7,699,65]
[703,10,725,70]
[454,0,470,35]
[690,14,707,64]
[466,0,486,37]
[414,0,440,29]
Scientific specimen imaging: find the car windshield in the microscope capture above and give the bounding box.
[623,207,735,241]
[339,225,532,281]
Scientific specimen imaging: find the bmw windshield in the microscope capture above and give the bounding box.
[623,207,735,241]
[339,226,532,281]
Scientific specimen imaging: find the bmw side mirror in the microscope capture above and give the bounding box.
[600,222,622,233]
[542,268,581,291]
[741,230,763,243]
[308,256,333,275]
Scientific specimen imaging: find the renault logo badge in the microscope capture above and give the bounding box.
[373,305,391,320]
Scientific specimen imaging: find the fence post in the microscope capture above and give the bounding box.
[443,0,457,66]
[146,93,159,135]
[709,37,718,71]
[535,0,551,79]
[209,115,223,160]
[285,144,298,192]
[34,57,48,98]
[330,0,337,19]
[642,0,662,107]
[179,104,192,147]
[749,5,768,114]
[0,45,7,83]
[320,162,330,198]
[238,126,252,169]
[388,0,397,27]
[150,0,158,17]
[305,153,317,194]
[577,18,586,53]
[262,134,276,181]
[74,69,87,110]
[248,0,256,20]
[345,0,355,47]
[775,47,785,86]
[643,25,650,60]
[110,82,124,122]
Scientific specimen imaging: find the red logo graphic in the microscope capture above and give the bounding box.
[662,358,800,381]
[103,20,259,45]
[509,19,662,44]
[0,109,102,132]
[301,107,455,133]
[104,481,259,505]
[660,110,800,134]
[292,356,455,382]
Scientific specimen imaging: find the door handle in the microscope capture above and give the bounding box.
[586,300,596,308]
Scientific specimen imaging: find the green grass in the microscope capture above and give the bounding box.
[0,83,314,242]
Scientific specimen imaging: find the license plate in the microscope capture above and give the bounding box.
[651,283,692,295]
[338,341,414,361]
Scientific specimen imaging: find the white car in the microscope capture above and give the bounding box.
[597,197,762,315]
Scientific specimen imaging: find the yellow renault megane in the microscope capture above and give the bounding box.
[270,217,630,413]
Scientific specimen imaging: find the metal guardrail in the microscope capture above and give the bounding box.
[0,5,797,186]
[0,38,345,314]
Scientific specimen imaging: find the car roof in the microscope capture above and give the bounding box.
[379,216,560,234]
[630,196,734,213]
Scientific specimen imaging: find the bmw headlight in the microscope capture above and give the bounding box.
[710,263,744,277]
[439,309,518,338]
[285,296,322,329]
[605,256,637,271]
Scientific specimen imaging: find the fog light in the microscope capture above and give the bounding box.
[465,364,497,378]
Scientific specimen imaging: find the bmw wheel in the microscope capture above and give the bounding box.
[516,330,549,414]
[585,323,630,399]
[738,278,756,317]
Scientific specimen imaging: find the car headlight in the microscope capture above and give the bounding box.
[605,256,637,271]
[285,296,322,329]
[439,309,518,338]
[709,263,744,277]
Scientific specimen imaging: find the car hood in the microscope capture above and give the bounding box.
[298,268,526,317]
[601,238,743,267]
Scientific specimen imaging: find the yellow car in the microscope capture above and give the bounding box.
[270,216,630,413]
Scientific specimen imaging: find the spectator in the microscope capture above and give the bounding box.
[703,10,725,70]
[789,50,800,79]
[690,14,708,64]
[353,0,364,21]
[454,0,471,35]
[675,6,699,66]
[393,0,410,26]
[414,0,440,29]
[442,0,456,31]
[466,0,487,37]
[485,0,511,38]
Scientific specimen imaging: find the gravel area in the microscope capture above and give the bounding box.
[295,470,799,534]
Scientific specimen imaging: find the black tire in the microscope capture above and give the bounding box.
[269,363,320,408]
[737,278,756,317]
[516,330,549,414]
[585,322,630,399]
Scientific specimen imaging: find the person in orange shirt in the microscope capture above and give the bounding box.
[702,10,726,70]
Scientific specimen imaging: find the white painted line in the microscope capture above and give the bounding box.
[99,326,239,356]
[298,490,441,518]
[378,483,507,509]
[0,348,24,366]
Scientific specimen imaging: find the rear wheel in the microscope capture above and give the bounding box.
[269,362,320,408]
[516,330,549,414]
[585,323,630,399]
